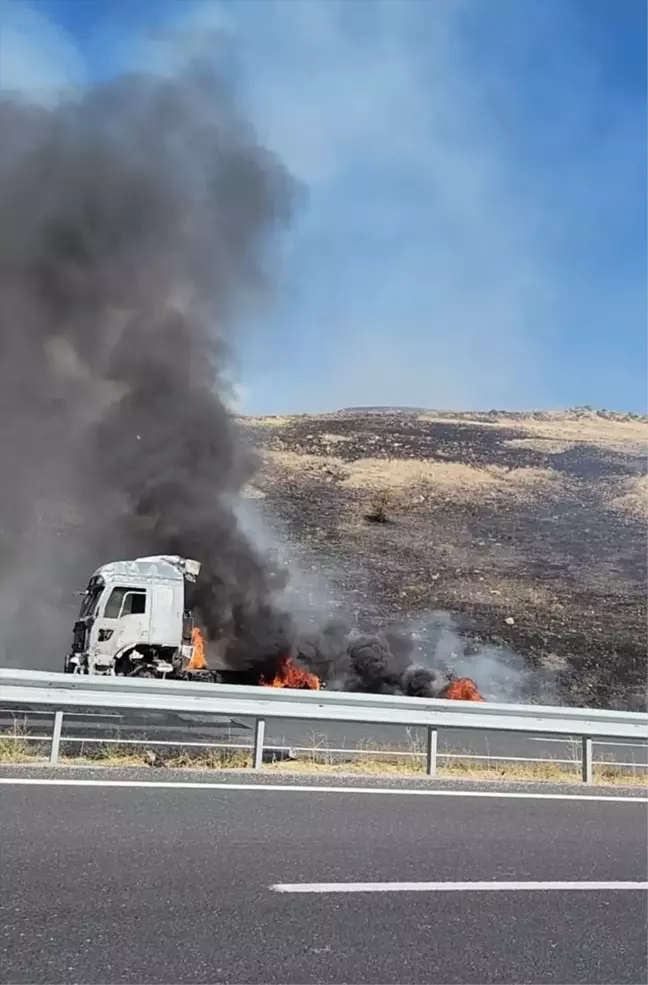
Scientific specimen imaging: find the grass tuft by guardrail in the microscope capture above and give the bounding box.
[0,720,47,763]
[59,737,253,770]
[0,722,645,786]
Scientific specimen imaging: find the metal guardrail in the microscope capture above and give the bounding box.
[1,668,646,782]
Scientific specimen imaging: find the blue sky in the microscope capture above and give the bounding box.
[1,0,646,414]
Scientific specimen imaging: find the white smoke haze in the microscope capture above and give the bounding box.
[234,495,353,635]
[406,611,559,704]
[235,492,557,701]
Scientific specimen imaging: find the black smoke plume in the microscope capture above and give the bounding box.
[0,52,490,701]
[324,629,451,697]
[288,618,454,697]
[0,56,295,668]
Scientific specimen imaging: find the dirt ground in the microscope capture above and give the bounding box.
[239,408,647,710]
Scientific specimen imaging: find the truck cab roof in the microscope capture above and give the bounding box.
[91,555,201,585]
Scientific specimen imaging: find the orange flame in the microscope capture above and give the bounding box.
[187,626,207,671]
[443,677,485,701]
[260,653,320,690]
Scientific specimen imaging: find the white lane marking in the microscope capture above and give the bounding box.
[0,777,646,803]
[271,881,648,894]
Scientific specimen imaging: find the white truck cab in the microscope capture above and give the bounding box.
[65,555,203,677]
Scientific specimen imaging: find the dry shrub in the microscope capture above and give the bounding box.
[365,489,392,523]
[609,475,648,520]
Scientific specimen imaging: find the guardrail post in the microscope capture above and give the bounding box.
[50,711,64,766]
[426,726,438,777]
[581,736,593,784]
[253,718,266,771]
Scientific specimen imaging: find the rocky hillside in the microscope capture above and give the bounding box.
[239,408,647,710]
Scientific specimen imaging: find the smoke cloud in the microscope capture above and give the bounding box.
[0,48,552,705]
[0,56,295,668]
[295,619,546,703]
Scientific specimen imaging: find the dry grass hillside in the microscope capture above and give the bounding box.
[239,408,647,710]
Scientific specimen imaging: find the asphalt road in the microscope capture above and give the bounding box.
[2,706,647,769]
[1,770,646,984]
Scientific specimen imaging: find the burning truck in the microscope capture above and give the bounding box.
[65,554,483,700]
[65,555,207,679]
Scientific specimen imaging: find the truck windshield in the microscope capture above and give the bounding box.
[79,584,102,619]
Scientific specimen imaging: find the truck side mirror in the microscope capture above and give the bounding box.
[182,611,194,642]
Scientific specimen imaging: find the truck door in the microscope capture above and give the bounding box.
[90,585,150,667]
[110,587,151,656]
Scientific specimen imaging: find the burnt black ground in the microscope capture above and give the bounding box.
[241,409,647,710]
